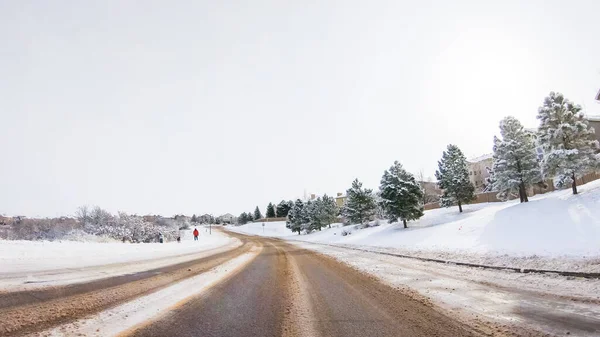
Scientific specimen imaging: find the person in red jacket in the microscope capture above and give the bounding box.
[193,228,199,241]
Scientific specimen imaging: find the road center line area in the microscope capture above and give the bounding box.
[121,232,494,337]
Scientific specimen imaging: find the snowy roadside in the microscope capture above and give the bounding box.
[292,241,600,337]
[0,227,228,274]
[0,229,238,290]
[229,223,600,274]
[302,242,600,274]
[25,246,261,337]
[229,179,600,274]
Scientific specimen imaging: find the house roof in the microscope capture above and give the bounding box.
[467,153,493,163]
[586,115,600,122]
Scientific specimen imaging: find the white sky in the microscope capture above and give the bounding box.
[1,0,599,218]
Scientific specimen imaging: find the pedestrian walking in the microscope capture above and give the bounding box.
[193,228,199,241]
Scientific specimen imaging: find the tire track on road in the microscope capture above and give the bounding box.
[126,234,490,337]
[0,236,256,337]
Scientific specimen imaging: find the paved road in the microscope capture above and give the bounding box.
[128,234,482,337]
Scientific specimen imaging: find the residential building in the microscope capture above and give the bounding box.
[334,193,346,208]
[218,213,235,224]
[585,116,600,145]
[467,154,493,192]
[419,181,442,204]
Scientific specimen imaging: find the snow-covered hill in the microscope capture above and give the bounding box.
[230,179,600,259]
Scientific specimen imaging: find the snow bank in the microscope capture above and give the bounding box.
[0,227,231,274]
[228,221,295,237]
[230,180,600,260]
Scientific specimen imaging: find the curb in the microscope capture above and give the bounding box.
[289,240,600,280]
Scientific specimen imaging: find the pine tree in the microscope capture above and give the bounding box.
[237,212,248,225]
[247,212,254,222]
[492,117,542,202]
[276,200,293,218]
[320,194,338,228]
[266,203,276,218]
[379,161,424,228]
[435,144,476,212]
[286,199,305,234]
[254,206,262,220]
[191,214,197,223]
[537,92,600,194]
[303,199,318,232]
[483,166,496,192]
[342,179,377,225]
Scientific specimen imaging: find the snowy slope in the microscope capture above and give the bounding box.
[0,227,232,274]
[230,179,600,258]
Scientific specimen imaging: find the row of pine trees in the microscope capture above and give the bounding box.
[490,92,599,199]
[239,92,600,232]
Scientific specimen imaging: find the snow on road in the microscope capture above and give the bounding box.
[229,179,600,271]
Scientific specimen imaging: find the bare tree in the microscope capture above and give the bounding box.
[416,170,439,205]
[75,205,90,224]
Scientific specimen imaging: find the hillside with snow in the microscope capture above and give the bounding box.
[229,179,600,270]
[0,227,231,275]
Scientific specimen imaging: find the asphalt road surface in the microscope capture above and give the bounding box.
[127,233,483,337]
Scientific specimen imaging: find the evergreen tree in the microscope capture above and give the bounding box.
[266,202,276,218]
[482,166,496,192]
[492,117,542,202]
[191,214,197,223]
[379,161,424,228]
[254,206,262,220]
[276,200,293,218]
[247,212,254,222]
[237,212,248,225]
[320,194,338,228]
[303,199,318,232]
[435,144,476,212]
[286,199,305,234]
[341,179,377,225]
[537,92,599,194]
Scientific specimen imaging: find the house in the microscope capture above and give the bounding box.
[585,116,600,146]
[419,181,442,203]
[467,154,493,192]
[218,213,235,224]
[334,193,346,208]
[0,216,12,226]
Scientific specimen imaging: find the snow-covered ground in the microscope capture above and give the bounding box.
[0,227,227,274]
[229,179,600,272]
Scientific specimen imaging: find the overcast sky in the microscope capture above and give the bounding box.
[1,0,599,218]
